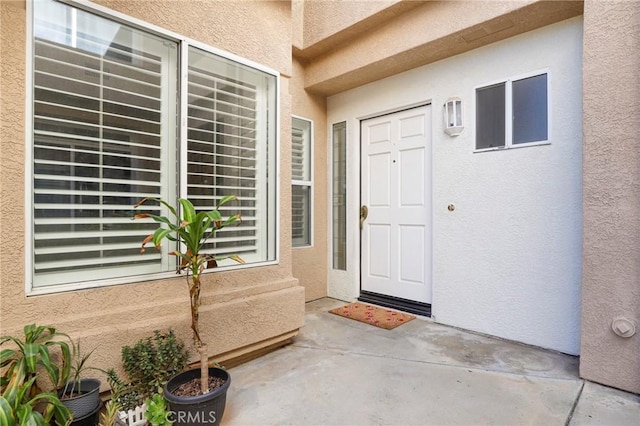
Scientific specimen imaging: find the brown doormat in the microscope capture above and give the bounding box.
[329,302,416,330]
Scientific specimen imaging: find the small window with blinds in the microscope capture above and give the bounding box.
[29,0,278,292]
[291,117,312,247]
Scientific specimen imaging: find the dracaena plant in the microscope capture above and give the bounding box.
[133,196,243,394]
[0,376,72,426]
[0,324,73,425]
[0,324,72,394]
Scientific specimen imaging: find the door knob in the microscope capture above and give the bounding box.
[360,205,368,230]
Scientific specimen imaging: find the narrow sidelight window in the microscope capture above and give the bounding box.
[332,122,347,270]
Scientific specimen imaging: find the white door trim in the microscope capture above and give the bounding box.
[327,102,434,306]
[360,105,433,305]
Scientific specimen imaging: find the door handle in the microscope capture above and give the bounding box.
[360,205,368,230]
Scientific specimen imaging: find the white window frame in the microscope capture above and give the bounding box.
[474,69,551,152]
[25,0,280,295]
[291,115,314,248]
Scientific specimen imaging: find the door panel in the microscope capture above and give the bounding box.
[400,147,425,206]
[369,224,391,279]
[361,105,432,304]
[369,153,391,206]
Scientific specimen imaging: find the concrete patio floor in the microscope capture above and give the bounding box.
[222,298,640,425]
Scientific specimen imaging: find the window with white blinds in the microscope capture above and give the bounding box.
[187,47,277,264]
[29,0,278,292]
[291,117,312,247]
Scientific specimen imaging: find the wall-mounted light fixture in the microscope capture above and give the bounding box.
[443,97,463,136]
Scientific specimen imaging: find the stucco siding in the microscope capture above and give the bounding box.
[291,58,329,302]
[327,17,583,355]
[0,0,304,387]
[94,0,292,78]
[581,0,640,394]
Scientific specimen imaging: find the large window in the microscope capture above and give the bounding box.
[476,72,548,150]
[29,0,278,292]
[291,117,312,247]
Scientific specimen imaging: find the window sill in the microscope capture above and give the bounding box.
[26,259,279,297]
[293,244,314,250]
[474,141,550,153]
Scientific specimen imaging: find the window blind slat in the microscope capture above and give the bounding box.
[35,254,162,270]
[35,217,158,225]
[34,131,161,152]
[34,115,162,138]
[34,189,156,199]
[35,229,152,240]
[36,241,144,255]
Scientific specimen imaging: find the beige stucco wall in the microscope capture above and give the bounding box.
[291,57,328,302]
[295,0,421,57]
[581,0,640,394]
[0,0,304,389]
[301,0,401,48]
[301,0,583,96]
[95,0,292,78]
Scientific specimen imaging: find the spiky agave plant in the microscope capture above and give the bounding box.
[134,196,244,394]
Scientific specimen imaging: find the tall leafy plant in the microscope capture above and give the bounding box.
[0,324,73,424]
[134,196,243,394]
[0,377,71,425]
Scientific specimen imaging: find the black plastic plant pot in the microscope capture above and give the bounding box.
[60,378,101,419]
[164,367,230,426]
[69,400,102,426]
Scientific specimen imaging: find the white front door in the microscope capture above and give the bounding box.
[360,105,432,304]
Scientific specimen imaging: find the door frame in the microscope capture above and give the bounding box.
[326,101,434,314]
[358,104,433,316]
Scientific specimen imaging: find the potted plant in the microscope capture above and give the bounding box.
[0,324,73,425]
[133,196,243,425]
[109,329,189,424]
[0,377,72,426]
[58,341,102,423]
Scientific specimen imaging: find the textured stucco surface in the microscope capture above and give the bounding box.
[291,58,328,302]
[296,0,421,57]
[302,0,582,96]
[95,0,292,78]
[301,0,401,48]
[0,0,304,389]
[327,17,584,355]
[581,0,640,394]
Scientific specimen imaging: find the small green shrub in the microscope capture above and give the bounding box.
[111,330,188,411]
